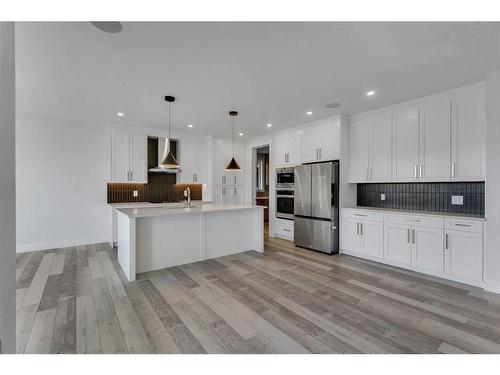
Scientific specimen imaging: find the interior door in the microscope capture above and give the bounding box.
[384,223,412,265]
[370,112,392,182]
[311,163,332,219]
[411,226,444,273]
[392,107,419,181]
[294,165,311,217]
[419,98,451,182]
[349,117,371,182]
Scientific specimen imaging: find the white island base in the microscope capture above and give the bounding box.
[116,204,264,281]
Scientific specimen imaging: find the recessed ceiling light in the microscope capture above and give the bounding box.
[366,90,376,96]
[267,123,273,128]
[238,132,244,136]
[187,124,193,128]
[117,112,124,117]
[325,102,341,109]
[306,111,313,115]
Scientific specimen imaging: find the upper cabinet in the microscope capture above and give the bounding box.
[418,98,452,182]
[301,120,340,163]
[392,106,420,181]
[451,88,486,181]
[349,112,392,183]
[178,137,208,184]
[349,82,485,183]
[110,129,147,183]
[275,129,301,167]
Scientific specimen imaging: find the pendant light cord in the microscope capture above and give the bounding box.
[232,116,235,157]
[168,102,171,139]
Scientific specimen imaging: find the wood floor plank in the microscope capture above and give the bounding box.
[24,308,57,354]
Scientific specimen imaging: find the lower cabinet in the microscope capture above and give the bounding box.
[213,186,244,204]
[340,209,484,287]
[340,218,383,258]
[444,230,483,282]
[275,218,294,240]
[412,226,444,273]
[384,223,412,265]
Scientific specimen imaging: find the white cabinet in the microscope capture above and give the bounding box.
[451,89,486,181]
[213,137,244,186]
[359,221,384,258]
[301,121,340,163]
[349,112,392,182]
[384,223,412,265]
[275,129,301,167]
[110,130,147,183]
[418,98,451,182]
[179,138,207,183]
[213,186,244,204]
[392,107,420,182]
[411,226,444,273]
[444,218,484,282]
[340,211,383,258]
[275,218,294,240]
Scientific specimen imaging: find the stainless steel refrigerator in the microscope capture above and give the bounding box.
[294,162,339,254]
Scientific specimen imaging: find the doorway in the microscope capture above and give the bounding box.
[254,145,270,226]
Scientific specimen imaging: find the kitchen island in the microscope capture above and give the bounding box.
[115,203,265,281]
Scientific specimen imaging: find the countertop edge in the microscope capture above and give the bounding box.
[342,206,486,221]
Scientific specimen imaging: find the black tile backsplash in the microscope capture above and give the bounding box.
[357,182,485,216]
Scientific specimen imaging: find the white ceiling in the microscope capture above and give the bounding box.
[16,22,500,137]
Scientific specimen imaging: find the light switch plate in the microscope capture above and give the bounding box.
[380,193,386,201]
[133,190,139,197]
[451,195,463,205]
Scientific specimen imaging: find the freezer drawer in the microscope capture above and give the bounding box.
[294,216,333,254]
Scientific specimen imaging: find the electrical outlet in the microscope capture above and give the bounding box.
[380,193,386,201]
[133,190,139,197]
[451,195,464,205]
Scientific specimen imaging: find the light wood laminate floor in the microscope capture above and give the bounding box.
[16,231,500,353]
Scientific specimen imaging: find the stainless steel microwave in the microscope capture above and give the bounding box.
[276,167,294,188]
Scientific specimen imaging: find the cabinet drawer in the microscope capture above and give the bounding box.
[275,219,294,239]
[341,209,384,222]
[444,218,483,233]
[384,214,444,229]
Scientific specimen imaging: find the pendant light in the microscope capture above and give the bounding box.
[225,111,242,171]
[160,95,180,169]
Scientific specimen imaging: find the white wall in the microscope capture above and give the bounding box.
[16,114,111,252]
[485,70,500,293]
[0,21,16,353]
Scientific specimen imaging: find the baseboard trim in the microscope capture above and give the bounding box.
[484,281,500,294]
[16,236,111,253]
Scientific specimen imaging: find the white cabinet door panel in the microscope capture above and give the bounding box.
[129,133,147,182]
[419,99,451,182]
[451,90,486,181]
[349,118,370,183]
[179,139,194,183]
[370,112,392,182]
[444,230,483,282]
[320,123,340,160]
[392,108,419,181]
[301,127,323,163]
[384,223,412,265]
[360,221,384,258]
[289,130,302,165]
[111,130,130,182]
[411,226,444,273]
[340,219,361,253]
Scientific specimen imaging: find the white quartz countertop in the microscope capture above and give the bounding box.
[109,201,208,209]
[344,206,486,221]
[116,203,265,218]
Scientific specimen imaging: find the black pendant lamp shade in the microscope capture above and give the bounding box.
[225,111,242,171]
[160,95,180,169]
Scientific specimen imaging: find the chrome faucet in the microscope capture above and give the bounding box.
[184,187,191,208]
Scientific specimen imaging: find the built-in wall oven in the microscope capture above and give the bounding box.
[276,167,295,220]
